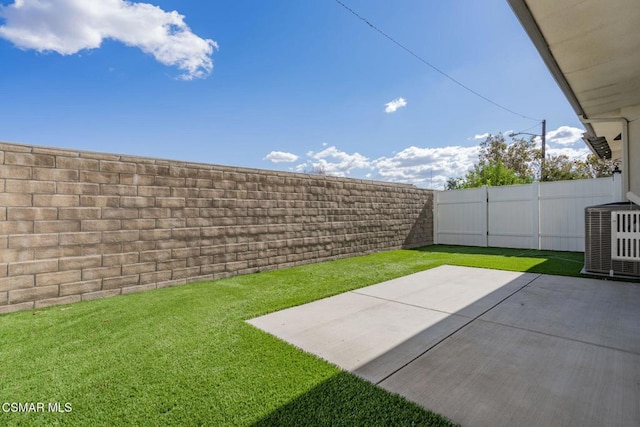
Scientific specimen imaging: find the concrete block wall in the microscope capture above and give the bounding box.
[0,142,433,314]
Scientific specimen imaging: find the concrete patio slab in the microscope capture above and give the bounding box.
[480,273,640,354]
[355,265,538,318]
[379,319,640,427]
[248,290,471,383]
[247,265,640,427]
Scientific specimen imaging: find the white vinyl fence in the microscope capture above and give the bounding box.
[434,177,617,252]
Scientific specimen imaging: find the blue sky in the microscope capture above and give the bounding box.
[0,0,590,188]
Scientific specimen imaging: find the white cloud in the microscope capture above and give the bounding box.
[472,133,490,140]
[264,151,299,163]
[306,146,370,177]
[384,97,407,113]
[546,126,584,146]
[272,125,590,189]
[371,146,479,189]
[286,144,478,189]
[0,0,217,80]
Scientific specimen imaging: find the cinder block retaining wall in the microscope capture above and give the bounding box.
[0,142,433,314]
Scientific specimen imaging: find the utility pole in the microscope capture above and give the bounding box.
[509,119,546,181]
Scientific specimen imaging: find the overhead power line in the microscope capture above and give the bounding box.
[333,0,541,122]
[515,121,544,134]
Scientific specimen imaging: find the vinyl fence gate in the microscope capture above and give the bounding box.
[434,178,617,252]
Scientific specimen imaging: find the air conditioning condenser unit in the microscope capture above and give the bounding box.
[585,202,640,277]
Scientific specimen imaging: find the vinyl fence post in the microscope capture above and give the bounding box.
[433,191,439,245]
[533,181,541,250]
[483,185,489,247]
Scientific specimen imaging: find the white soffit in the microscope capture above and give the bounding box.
[513,0,640,119]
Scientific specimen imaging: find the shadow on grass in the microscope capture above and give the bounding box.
[414,244,585,277]
[251,371,458,427]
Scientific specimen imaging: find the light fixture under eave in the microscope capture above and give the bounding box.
[582,135,612,159]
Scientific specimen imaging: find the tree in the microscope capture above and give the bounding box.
[446,161,532,189]
[446,134,537,189]
[542,154,614,181]
[478,134,538,179]
[446,134,613,189]
[541,154,579,181]
[575,154,615,178]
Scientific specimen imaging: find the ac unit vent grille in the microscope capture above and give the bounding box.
[612,211,640,261]
[585,204,640,277]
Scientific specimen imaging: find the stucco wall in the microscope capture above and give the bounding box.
[0,142,433,314]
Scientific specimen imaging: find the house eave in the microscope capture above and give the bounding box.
[507,0,606,151]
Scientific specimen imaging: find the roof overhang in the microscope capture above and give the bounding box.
[507,0,640,161]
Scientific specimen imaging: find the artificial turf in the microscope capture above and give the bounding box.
[0,245,587,426]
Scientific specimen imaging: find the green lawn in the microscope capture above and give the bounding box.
[0,245,587,426]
